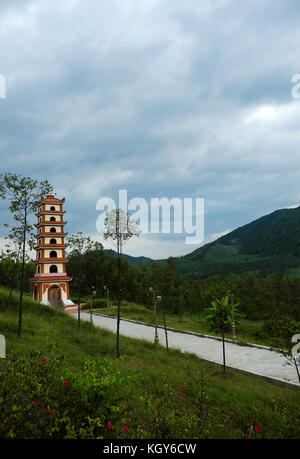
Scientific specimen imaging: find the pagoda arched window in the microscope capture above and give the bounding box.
[50,265,58,273]
[50,251,57,258]
[50,227,56,233]
[50,217,56,221]
[50,238,57,244]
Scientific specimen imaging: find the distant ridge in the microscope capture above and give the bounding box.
[174,205,300,278]
[103,249,152,265]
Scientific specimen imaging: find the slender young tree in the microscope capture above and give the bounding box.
[67,232,102,330]
[0,173,52,340]
[205,296,242,377]
[104,208,140,358]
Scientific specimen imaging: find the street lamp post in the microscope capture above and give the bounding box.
[149,287,159,344]
[157,296,168,352]
[90,286,96,324]
[228,291,236,339]
[104,285,110,311]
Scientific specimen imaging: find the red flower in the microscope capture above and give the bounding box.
[46,408,55,415]
[1,428,6,432]
[246,435,252,440]
[32,401,37,406]
[124,426,128,433]
[63,379,70,387]
[107,422,113,430]
[254,424,262,433]
[41,357,47,363]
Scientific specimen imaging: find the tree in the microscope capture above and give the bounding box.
[0,173,52,340]
[0,240,22,300]
[104,208,140,357]
[67,232,102,330]
[205,296,242,377]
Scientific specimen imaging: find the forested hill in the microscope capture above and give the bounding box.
[104,249,152,265]
[175,206,300,278]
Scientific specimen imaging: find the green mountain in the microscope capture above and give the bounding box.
[104,249,152,265]
[175,206,300,278]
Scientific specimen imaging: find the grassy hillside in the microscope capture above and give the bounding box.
[176,206,300,278]
[1,288,300,439]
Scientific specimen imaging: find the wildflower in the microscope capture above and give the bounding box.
[63,379,70,387]
[124,426,128,433]
[107,422,113,430]
[1,428,6,432]
[46,408,55,415]
[254,424,262,433]
[41,357,47,363]
[32,401,37,406]
[246,435,252,440]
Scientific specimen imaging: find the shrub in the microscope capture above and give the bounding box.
[0,348,141,439]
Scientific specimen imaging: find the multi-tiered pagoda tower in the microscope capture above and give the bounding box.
[30,194,77,313]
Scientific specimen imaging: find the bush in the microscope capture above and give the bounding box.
[0,348,141,439]
[88,298,108,309]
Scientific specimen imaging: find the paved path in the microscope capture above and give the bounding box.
[80,312,300,388]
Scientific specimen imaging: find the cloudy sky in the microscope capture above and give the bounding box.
[0,0,300,258]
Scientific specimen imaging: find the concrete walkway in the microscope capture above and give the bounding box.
[80,312,300,388]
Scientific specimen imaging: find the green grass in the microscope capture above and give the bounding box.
[1,288,300,439]
[93,300,272,347]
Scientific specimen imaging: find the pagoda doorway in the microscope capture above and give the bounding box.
[48,285,64,310]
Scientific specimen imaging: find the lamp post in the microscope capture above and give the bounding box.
[90,286,96,324]
[149,287,159,344]
[157,296,168,352]
[228,291,236,339]
[104,285,110,311]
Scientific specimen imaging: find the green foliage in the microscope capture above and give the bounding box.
[205,296,231,334]
[0,350,140,439]
[205,296,244,335]
[1,287,300,439]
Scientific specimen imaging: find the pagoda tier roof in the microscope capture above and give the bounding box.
[35,232,67,238]
[35,221,67,228]
[30,275,72,282]
[33,258,69,264]
[34,244,67,250]
[36,210,66,217]
[40,194,65,204]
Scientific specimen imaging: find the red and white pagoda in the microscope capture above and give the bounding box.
[30,194,77,314]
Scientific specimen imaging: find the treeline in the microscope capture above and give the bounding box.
[1,246,299,321]
[0,258,35,296]
[66,248,300,321]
